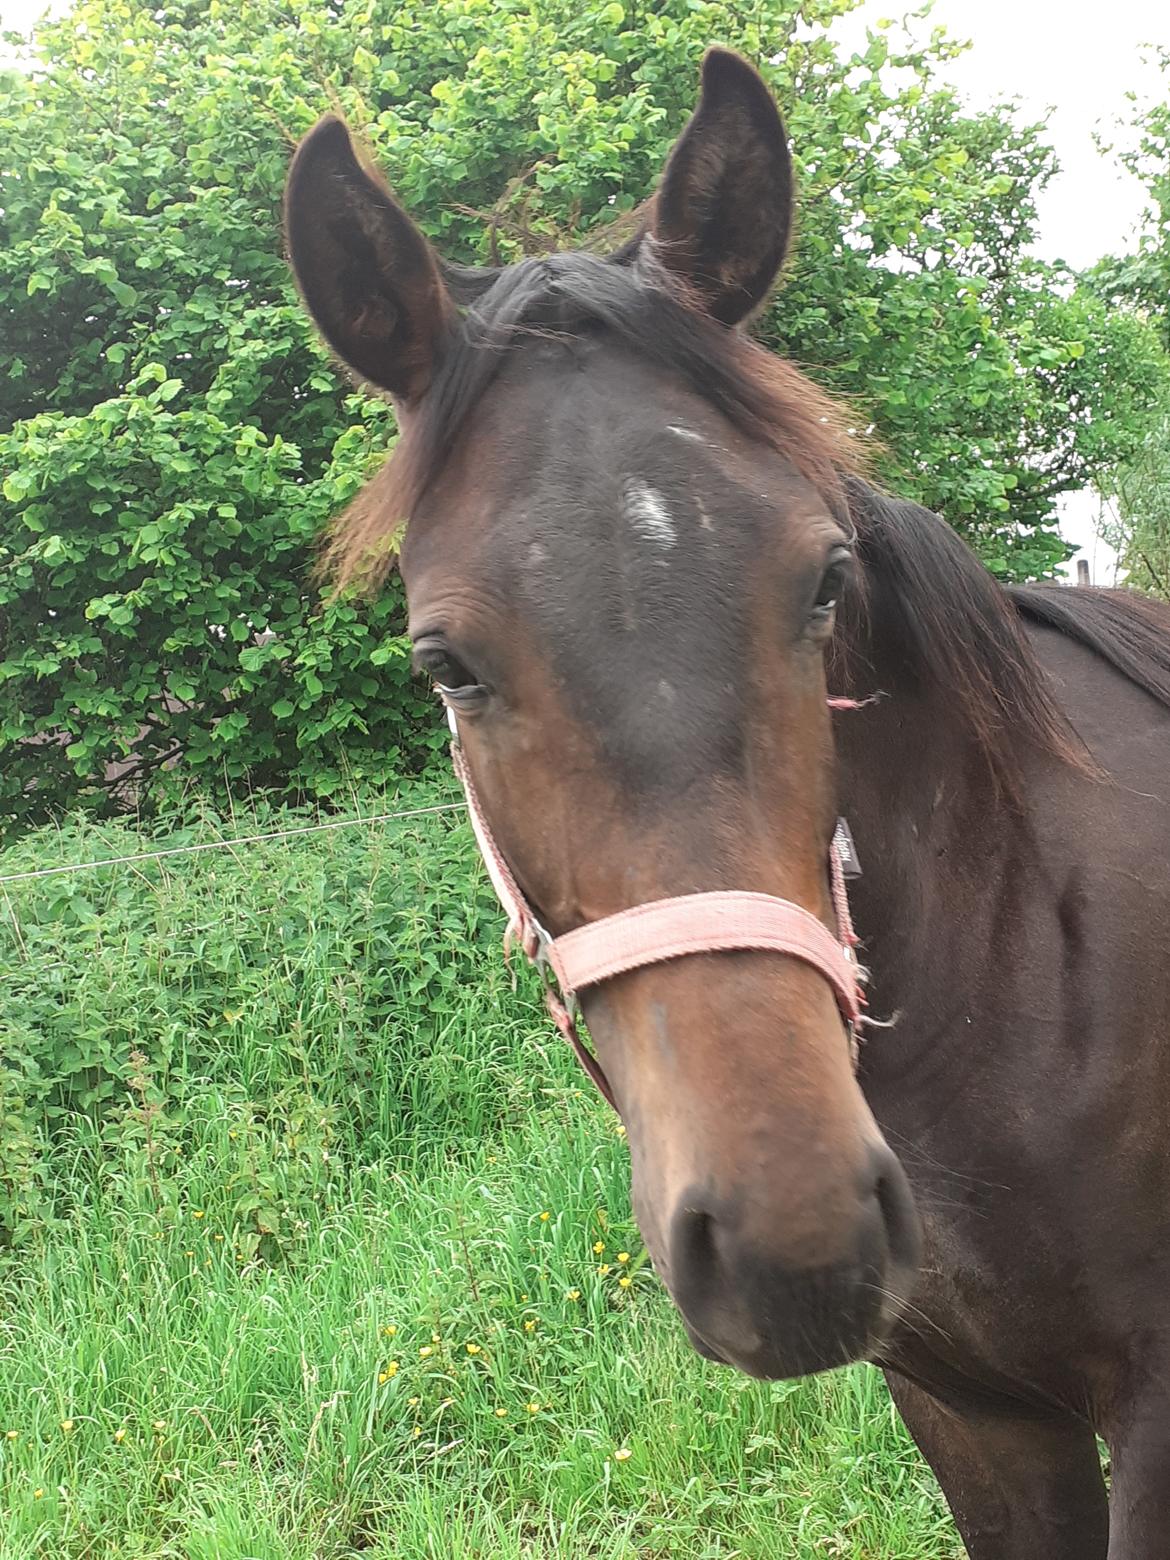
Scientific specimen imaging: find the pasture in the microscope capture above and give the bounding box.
[0,795,957,1558]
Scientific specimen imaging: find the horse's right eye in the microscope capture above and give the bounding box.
[412,641,488,707]
[428,652,477,692]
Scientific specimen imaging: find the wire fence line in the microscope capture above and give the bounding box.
[0,800,468,888]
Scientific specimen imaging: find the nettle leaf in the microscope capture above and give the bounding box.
[3,470,36,503]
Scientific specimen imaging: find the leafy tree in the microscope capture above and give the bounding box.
[1097,407,1170,599]
[1087,46,1170,596]
[1,0,1166,829]
[1090,46,1170,350]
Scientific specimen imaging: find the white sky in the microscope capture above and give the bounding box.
[3,0,1168,579]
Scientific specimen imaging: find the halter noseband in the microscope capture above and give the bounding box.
[445,704,863,1111]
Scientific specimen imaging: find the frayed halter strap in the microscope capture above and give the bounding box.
[445,703,864,1111]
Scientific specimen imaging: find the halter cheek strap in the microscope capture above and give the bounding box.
[446,707,864,1111]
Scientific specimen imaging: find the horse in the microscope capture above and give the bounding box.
[284,48,1170,1557]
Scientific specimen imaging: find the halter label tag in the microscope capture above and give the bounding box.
[833,817,862,879]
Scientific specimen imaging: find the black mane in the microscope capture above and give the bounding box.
[1011,583,1170,711]
[836,481,1087,796]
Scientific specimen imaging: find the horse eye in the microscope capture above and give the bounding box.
[431,654,478,692]
[812,556,851,615]
[414,642,483,696]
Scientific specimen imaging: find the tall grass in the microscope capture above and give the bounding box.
[0,791,959,1558]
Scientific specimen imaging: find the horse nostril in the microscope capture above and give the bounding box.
[870,1147,921,1273]
[672,1203,719,1297]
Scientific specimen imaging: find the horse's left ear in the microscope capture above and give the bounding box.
[649,48,793,326]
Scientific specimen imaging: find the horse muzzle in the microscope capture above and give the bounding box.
[665,1141,920,1379]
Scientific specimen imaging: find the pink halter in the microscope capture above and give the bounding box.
[446,706,863,1110]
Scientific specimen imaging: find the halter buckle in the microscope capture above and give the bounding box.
[529,914,580,1023]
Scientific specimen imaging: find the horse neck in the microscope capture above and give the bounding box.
[821,480,1066,1036]
[829,634,1026,1032]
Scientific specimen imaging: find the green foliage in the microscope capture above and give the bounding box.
[0,781,507,1247]
[1089,45,1170,352]
[2,0,1168,829]
[1098,403,1170,598]
[0,802,960,1557]
[1086,48,1170,594]
[0,375,435,836]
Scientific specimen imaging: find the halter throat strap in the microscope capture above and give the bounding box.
[448,719,863,1111]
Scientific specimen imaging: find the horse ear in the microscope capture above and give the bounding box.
[650,48,793,325]
[285,117,454,402]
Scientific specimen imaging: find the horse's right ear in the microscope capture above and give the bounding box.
[285,117,454,403]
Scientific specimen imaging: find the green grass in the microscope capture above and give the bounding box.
[0,793,961,1558]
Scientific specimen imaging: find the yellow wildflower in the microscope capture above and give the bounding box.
[494,1407,507,1417]
[33,1489,43,1500]
[412,1425,422,1438]
[382,1325,397,1337]
[408,1396,419,1406]
[152,1420,166,1432]
[192,1210,205,1219]
[539,1211,550,1222]
[113,1428,126,1443]
[619,1276,632,1289]
[615,1123,627,1136]
[598,1264,611,1276]
[465,1343,481,1355]
[430,1332,441,1344]
[614,1447,632,1461]
[617,1252,630,1264]
[60,1420,74,1434]
[526,1402,541,1414]
[214,1233,224,1242]
[419,1346,433,1358]
[566,1289,581,1301]
[592,1241,605,1255]
[4,1430,16,1441]
[523,1319,537,1332]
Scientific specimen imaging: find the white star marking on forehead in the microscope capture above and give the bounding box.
[623,478,677,548]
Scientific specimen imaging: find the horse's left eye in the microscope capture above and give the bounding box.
[812,554,851,616]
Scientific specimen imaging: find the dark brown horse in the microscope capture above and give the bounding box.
[285,49,1170,1558]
